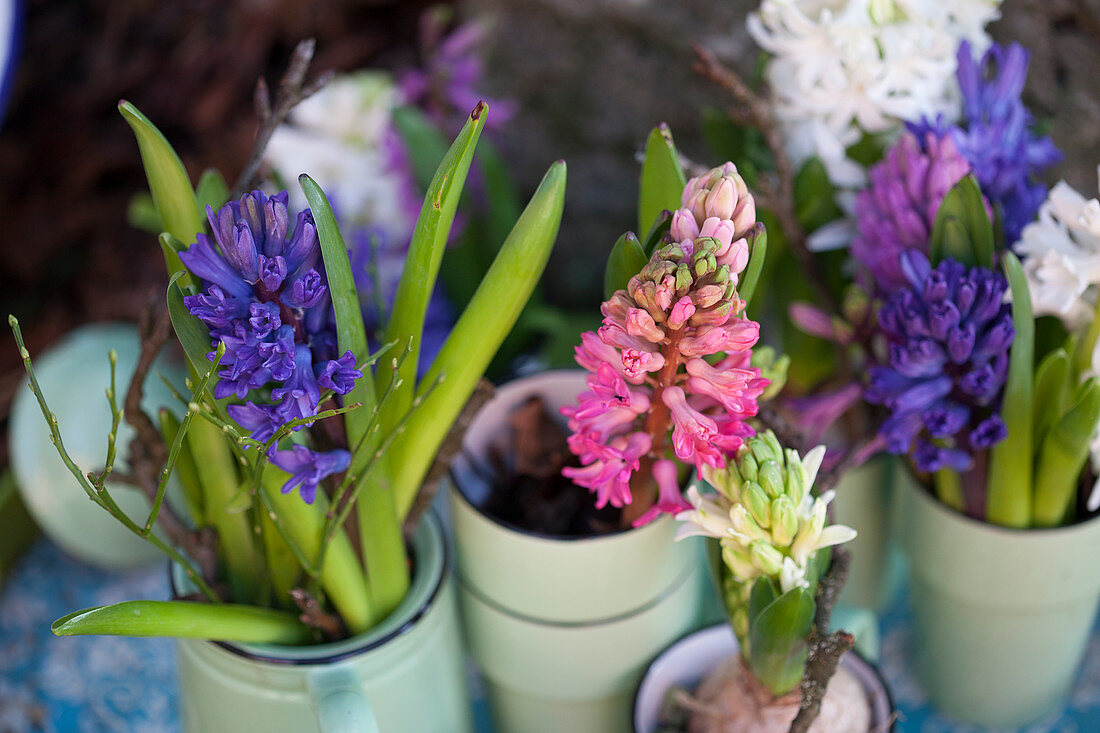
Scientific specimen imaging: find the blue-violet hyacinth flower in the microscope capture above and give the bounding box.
[181,190,363,503]
[865,250,1014,473]
[908,41,1062,244]
[852,132,976,292]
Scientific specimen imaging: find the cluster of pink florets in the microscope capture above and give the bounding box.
[563,163,769,526]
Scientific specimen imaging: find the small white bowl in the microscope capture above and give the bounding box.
[634,623,895,732]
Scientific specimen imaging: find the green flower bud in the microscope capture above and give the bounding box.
[740,452,759,483]
[722,542,758,581]
[750,436,781,466]
[770,495,798,546]
[675,263,693,292]
[744,481,772,529]
[784,449,808,504]
[750,541,784,576]
[757,460,784,498]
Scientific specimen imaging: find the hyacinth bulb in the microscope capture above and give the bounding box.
[562,163,769,526]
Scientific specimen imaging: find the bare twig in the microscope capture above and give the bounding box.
[121,297,220,585]
[289,588,343,640]
[403,379,495,538]
[692,45,840,316]
[232,39,334,196]
[789,630,855,733]
[788,548,853,732]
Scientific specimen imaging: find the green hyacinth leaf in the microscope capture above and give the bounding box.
[640,209,672,257]
[747,585,815,697]
[390,160,566,519]
[1032,348,1071,448]
[52,600,313,644]
[739,224,768,310]
[298,174,375,423]
[638,124,686,236]
[604,231,648,299]
[119,101,201,287]
[167,271,218,382]
[929,175,993,269]
[986,252,1035,527]
[378,102,487,426]
[1033,378,1100,527]
[195,168,230,213]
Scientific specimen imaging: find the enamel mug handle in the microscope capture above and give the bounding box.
[307,666,379,733]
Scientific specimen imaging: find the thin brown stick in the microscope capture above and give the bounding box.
[232,39,334,196]
[289,588,343,640]
[120,296,219,584]
[788,547,853,732]
[789,630,855,733]
[692,45,840,316]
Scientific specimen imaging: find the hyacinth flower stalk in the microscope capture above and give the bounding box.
[674,431,859,725]
[14,97,565,644]
[563,145,770,526]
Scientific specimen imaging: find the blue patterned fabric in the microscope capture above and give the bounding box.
[1,539,1098,731]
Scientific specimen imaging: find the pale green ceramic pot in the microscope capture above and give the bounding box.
[173,512,471,733]
[896,472,1100,728]
[832,455,902,612]
[449,370,706,733]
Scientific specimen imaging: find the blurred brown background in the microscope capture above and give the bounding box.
[0,0,1097,446]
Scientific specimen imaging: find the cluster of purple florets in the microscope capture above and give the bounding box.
[865,252,1013,472]
[848,40,1061,473]
[182,190,361,504]
[907,41,1062,245]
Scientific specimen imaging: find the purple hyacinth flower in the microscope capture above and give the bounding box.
[184,285,249,331]
[270,445,351,504]
[908,41,1062,244]
[227,401,282,443]
[283,269,327,309]
[271,346,322,421]
[852,133,975,292]
[180,190,368,503]
[865,250,1013,471]
[248,302,281,339]
[318,351,362,395]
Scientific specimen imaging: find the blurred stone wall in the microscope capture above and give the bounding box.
[464,0,1100,309]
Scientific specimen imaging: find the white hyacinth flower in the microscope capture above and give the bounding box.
[1017,176,1100,330]
[747,0,1001,188]
[676,432,857,593]
[264,71,415,242]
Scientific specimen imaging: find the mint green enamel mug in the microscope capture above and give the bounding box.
[173,512,471,733]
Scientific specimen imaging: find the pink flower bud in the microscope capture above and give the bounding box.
[655,275,676,311]
[722,238,750,274]
[668,296,697,328]
[705,177,738,221]
[625,307,665,342]
[700,217,736,253]
[670,209,700,242]
[692,284,725,309]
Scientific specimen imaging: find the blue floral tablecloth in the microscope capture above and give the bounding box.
[1,539,1098,732]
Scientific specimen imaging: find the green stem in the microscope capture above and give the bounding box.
[259,469,375,633]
